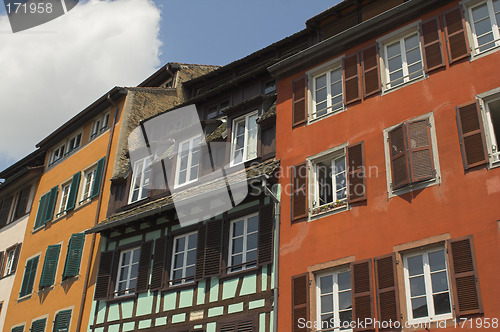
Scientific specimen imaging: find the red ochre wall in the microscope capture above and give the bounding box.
[276,2,500,331]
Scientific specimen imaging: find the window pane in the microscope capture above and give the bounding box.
[175,237,185,252]
[122,251,131,265]
[320,275,333,294]
[233,220,244,237]
[410,275,426,297]
[173,269,183,280]
[339,310,352,328]
[316,87,328,104]
[232,238,243,253]
[232,254,243,266]
[411,296,429,318]
[119,266,128,282]
[186,250,196,266]
[317,160,333,205]
[388,55,403,72]
[130,264,139,279]
[431,271,449,293]
[247,216,259,233]
[338,291,352,310]
[321,294,334,313]
[428,250,446,272]
[316,74,327,89]
[174,253,184,269]
[321,314,334,327]
[474,15,493,36]
[338,271,351,291]
[406,48,421,66]
[404,34,419,51]
[407,255,424,276]
[433,292,451,315]
[387,41,401,58]
[389,69,404,85]
[331,68,342,83]
[246,250,257,262]
[188,233,197,249]
[247,233,258,250]
[408,62,423,79]
[132,249,140,263]
[185,266,195,278]
[472,3,490,25]
[178,170,187,185]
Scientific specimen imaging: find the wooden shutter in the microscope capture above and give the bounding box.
[0,197,12,227]
[291,162,307,222]
[91,157,106,198]
[443,6,470,63]
[150,236,167,290]
[65,172,81,211]
[456,102,488,169]
[448,236,483,316]
[43,186,58,224]
[351,259,374,331]
[31,319,46,332]
[374,254,400,329]
[19,256,39,297]
[39,244,61,288]
[343,53,361,105]
[407,119,435,183]
[204,219,223,277]
[195,224,207,282]
[258,204,274,266]
[14,186,31,219]
[292,76,307,128]
[136,240,153,292]
[53,309,72,332]
[11,326,24,332]
[347,142,367,203]
[34,193,48,229]
[361,45,380,98]
[291,273,309,332]
[94,251,114,300]
[219,319,254,332]
[388,124,410,190]
[420,17,446,72]
[11,243,22,274]
[62,233,85,279]
[0,251,4,276]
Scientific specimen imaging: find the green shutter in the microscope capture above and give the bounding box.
[62,234,85,279]
[65,172,81,211]
[39,245,61,288]
[53,309,72,332]
[11,326,24,332]
[19,256,39,297]
[31,318,46,332]
[34,194,49,229]
[43,186,58,224]
[91,157,105,198]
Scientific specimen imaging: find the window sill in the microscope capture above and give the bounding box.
[32,225,46,234]
[381,74,426,96]
[470,45,500,62]
[163,280,197,293]
[220,265,260,281]
[307,108,345,125]
[38,285,54,294]
[309,203,348,221]
[389,177,439,198]
[107,293,137,303]
[17,294,32,302]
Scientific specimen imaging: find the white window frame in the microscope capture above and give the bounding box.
[58,182,71,215]
[228,213,259,273]
[67,132,82,153]
[51,144,66,165]
[377,21,425,93]
[175,136,201,188]
[477,87,500,167]
[115,247,140,297]
[128,156,152,204]
[230,111,258,166]
[463,0,500,57]
[403,246,453,324]
[80,166,97,204]
[90,112,110,140]
[170,231,198,286]
[383,112,441,198]
[4,246,16,276]
[316,268,353,332]
[306,56,344,123]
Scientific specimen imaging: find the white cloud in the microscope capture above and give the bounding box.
[0,0,162,172]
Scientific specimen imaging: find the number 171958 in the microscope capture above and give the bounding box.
[455,317,498,328]
[6,2,53,14]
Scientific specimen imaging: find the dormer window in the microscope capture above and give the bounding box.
[90,113,110,140]
[67,133,82,153]
[129,156,152,203]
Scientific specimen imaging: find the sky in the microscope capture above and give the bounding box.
[0,0,339,173]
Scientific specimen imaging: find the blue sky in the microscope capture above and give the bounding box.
[0,0,340,173]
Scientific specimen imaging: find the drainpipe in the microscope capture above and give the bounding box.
[262,175,280,332]
[75,93,120,332]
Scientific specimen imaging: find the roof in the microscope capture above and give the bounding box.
[205,122,227,143]
[86,158,280,234]
[138,63,220,88]
[0,149,45,179]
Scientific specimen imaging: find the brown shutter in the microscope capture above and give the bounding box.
[443,6,470,63]
[204,219,223,277]
[361,45,380,98]
[291,273,309,332]
[407,119,435,183]
[291,162,307,222]
[343,53,361,105]
[448,236,483,316]
[351,259,374,331]
[347,142,367,203]
[94,251,115,300]
[456,101,488,169]
[292,76,307,128]
[420,17,446,72]
[374,254,400,330]
[388,124,410,190]
[258,204,274,266]
[195,224,207,281]
[136,240,153,293]
[11,243,22,274]
[150,236,167,290]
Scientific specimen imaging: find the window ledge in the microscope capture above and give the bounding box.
[32,225,46,234]
[220,265,260,281]
[163,281,197,293]
[107,293,137,303]
[389,177,439,198]
[17,294,32,302]
[471,45,500,62]
[307,108,345,125]
[309,203,348,221]
[381,74,426,96]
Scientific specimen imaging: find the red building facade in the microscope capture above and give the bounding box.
[270,0,500,330]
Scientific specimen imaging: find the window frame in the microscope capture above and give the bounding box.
[114,246,141,297]
[464,0,500,57]
[170,231,198,286]
[174,135,202,188]
[128,156,152,204]
[227,212,259,273]
[57,182,72,216]
[4,245,17,277]
[90,112,110,140]
[383,113,441,198]
[80,166,97,204]
[477,87,500,167]
[19,253,40,299]
[306,56,345,123]
[230,111,259,166]
[48,131,83,167]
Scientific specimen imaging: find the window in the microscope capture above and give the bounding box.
[170,232,198,285]
[467,0,500,54]
[30,318,46,332]
[482,94,500,164]
[311,151,347,214]
[13,186,31,220]
[403,247,452,323]
[384,115,439,195]
[316,269,352,331]
[11,326,24,332]
[39,244,61,289]
[51,145,66,165]
[67,133,82,153]
[264,80,277,94]
[19,255,39,297]
[81,167,97,202]
[3,245,18,277]
[129,156,152,203]
[311,65,343,120]
[115,247,140,297]
[0,186,32,228]
[90,113,110,140]
[0,196,13,227]
[80,158,105,203]
[49,132,82,166]
[53,310,72,332]
[382,30,424,90]
[231,112,258,165]
[207,100,230,120]
[175,136,201,187]
[58,183,71,215]
[62,233,85,280]
[228,214,258,273]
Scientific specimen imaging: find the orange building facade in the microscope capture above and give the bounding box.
[270,0,500,331]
